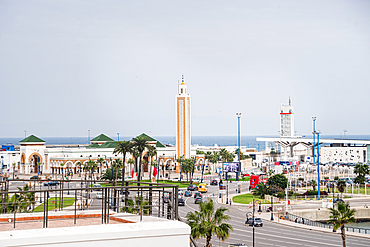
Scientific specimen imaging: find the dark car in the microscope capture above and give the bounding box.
[184,190,192,197]
[193,191,202,198]
[178,198,185,206]
[245,217,263,227]
[194,197,203,204]
[44,181,59,186]
[187,184,198,191]
[210,179,218,185]
[30,176,40,180]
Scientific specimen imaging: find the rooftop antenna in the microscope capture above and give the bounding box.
[182,74,184,83]
[289,96,291,106]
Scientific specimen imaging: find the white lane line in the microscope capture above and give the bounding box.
[231,227,341,246]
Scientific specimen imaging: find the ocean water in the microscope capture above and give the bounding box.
[1,135,370,152]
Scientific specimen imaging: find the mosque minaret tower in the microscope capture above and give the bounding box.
[176,75,191,163]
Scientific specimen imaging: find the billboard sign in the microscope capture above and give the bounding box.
[222,162,240,173]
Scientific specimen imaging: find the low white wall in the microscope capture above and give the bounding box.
[0,219,190,247]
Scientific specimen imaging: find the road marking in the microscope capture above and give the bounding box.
[231,227,341,246]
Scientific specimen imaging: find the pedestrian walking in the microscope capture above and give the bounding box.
[229,199,232,205]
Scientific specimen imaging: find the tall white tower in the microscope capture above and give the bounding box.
[176,75,191,162]
[280,97,294,137]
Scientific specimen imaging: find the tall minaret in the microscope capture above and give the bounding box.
[176,75,191,163]
[280,97,294,137]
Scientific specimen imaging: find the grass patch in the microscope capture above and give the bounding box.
[232,194,270,204]
[34,197,75,212]
[228,177,250,182]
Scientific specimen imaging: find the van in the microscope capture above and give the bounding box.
[198,183,208,193]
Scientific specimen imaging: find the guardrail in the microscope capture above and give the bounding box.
[286,212,370,234]
[0,180,179,230]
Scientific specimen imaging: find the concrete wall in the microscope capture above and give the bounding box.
[0,219,190,247]
[292,207,370,222]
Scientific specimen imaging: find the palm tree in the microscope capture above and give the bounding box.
[127,158,135,177]
[131,147,140,178]
[147,145,157,180]
[112,159,123,185]
[113,141,133,184]
[337,180,346,198]
[328,202,356,247]
[186,199,233,247]
[76,161,83,177]
[96,158,106,177]
[132,136,150,182]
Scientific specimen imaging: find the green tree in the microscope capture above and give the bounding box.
[219,149,229,162]
[132,136,150,182]
[120,196,149,215]
[252,183,269,198]
[327,202,356,247]
[186,199,233,247]
[267,174,288,189]
[113,141,133,184]
[130,147,140,177]
[311,180,317,191]
[101,168,122,180]
[181,158,195,182]
[354,164,369,184]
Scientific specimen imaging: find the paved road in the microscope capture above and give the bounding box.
[178,180,369,247]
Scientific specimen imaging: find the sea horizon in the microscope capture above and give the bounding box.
[1,134,370,152]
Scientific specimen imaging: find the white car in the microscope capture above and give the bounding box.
[193,178,201,183]
[172,178,180,182]
[96,192,103,199]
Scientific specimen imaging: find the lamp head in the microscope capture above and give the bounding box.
[312,117,316,121]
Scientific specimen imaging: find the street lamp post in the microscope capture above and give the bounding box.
[226,172,229,204]
[117,133,119,142]
[270,194,274,221]
[317,131,321,200]
[312,117,316,166]
[236,112,241,182]
[246,198,262,247]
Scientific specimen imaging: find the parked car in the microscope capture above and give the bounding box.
[93,184,102,190]
[30,176,40,180]
[178,189,184,197]
[44,181,59,186]
[193,191,202,198]
[96,192,103,199]
[192,178,201,183]
[187,184,198,191]
[172,178,180,182]
[178,198,185,206]
[210,179,218,185]
[184,190,192,197]
[245,217,263,227]
[194,197,203,204]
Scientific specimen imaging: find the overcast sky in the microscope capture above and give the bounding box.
[1,0,369,138]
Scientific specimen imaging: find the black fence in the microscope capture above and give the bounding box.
[0,179,179,230]
[286,212,370,234]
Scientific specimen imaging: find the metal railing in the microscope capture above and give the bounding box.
[286,212,370,234]
[0,179,179,230]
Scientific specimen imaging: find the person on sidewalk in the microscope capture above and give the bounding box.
[229,199,232,205]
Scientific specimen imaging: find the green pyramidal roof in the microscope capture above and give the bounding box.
[87,143,100,148]
[91,134,114,142]
[20,135,45,143]
[134,133,165,148]
[100,141,118,148]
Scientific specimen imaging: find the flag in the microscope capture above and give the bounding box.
[132,167,134,178]
[153,166,158,177]
[162,165,165,177]
[136,164,138,176]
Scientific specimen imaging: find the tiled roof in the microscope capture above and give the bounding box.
[20,135,45,143]
[91,134,114,142]
[134,133,165,148]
